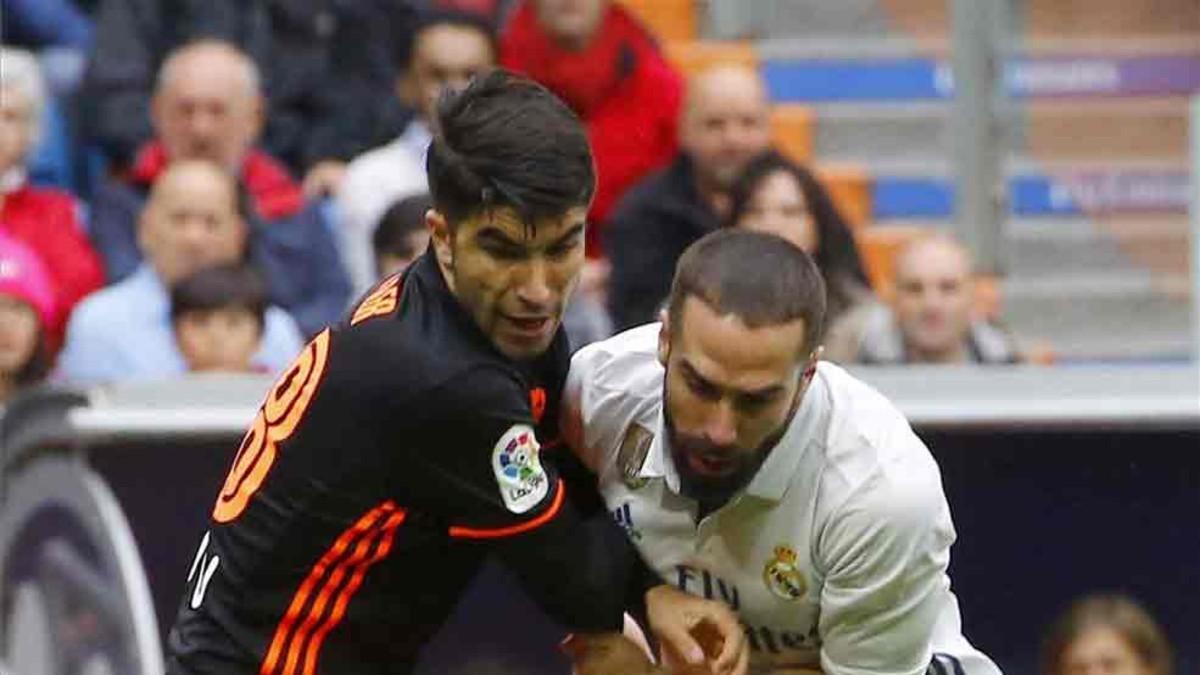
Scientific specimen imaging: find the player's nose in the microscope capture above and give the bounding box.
[514,258,554,309]
[703,402,739,447]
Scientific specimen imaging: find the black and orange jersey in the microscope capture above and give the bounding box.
[165,251,633,674]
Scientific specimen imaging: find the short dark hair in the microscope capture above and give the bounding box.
[726,150,871,289]
[1042,594,1173,675]
[666,230,827,354]
[374,193,433,259]
[394,8,497,70]
[170,263,268,331]
[426,68,595,227]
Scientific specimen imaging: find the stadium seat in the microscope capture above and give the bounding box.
[815,165,872,230]
[618,0,697,43]
[770,105,815,162]
[854,224,930,298]
[663,40,758,77]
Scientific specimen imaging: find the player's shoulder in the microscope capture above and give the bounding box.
[570,322,663,399]
[813,362,944,513]
[329,268,496,395]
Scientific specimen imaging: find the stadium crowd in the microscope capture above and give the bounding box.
[0,0,1027,408]
[0,0,1178,672]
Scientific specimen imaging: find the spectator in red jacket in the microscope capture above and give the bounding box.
[501,0,683,257]
[0,47,104,352]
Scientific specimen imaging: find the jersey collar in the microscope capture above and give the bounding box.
[742,368,828,501]
[643,406,682,493]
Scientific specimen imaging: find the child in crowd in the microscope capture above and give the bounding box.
[170,263,267,373]
[372,194,433,279]
[0,234,55,405]
[1043,594,1173,675]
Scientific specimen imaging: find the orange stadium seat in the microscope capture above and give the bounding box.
[618,0,697,42]
[854,224,930,300]
[815,165,871,230]
[663,40,758,77]
[770,105,815,162]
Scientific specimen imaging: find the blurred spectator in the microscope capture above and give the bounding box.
[851,233,1020,364]
[500,0,683,253]
[725,150,878,361]
[57,160,303,383]
[171,263,268,373]
[372,194,433,279]
[82,0,412,183]
[0,233,56,406]
[338,9,495,293]
[0,48,104,351]
[88,40,351,336]
[605,65,771,330]
[1043,594,1172,675]
[0,0,93,95]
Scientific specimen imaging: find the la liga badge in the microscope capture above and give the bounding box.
[492,424,549,514]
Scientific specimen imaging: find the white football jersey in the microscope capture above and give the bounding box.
[564,324,1003,675]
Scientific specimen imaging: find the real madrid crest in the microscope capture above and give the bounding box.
[616,425,653,490]
[763,545,807,601]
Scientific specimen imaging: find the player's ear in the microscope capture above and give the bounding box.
[802,345,823,382]
[657,309,671,366]
[427,208,454,272]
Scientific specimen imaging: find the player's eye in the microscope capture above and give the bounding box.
[735,392,776,412]
[682,370,720,401]
[480,239,525,261]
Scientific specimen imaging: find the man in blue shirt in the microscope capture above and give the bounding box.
[57,159,302,383]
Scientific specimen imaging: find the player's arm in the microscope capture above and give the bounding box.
[815,446,956,675]
[400,366,638,634]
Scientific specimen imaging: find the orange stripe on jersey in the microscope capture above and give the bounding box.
[300,510,407,675]
[351,274,401,326]
[448,479,566,540]
[260,501,403,675]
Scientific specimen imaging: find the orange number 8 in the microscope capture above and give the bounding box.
[212,329,332,523]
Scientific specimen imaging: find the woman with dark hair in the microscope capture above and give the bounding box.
[0,233,55,407]
[725,150,878,360]
[1042,594,1172,675]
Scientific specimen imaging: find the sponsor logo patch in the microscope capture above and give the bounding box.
[492,424,549,514]
[763,545,807,601]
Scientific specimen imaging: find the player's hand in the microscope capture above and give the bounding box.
[561,632,668,675]
[645,584,749,675]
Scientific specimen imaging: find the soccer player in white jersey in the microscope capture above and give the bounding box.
[563,230,1003,675]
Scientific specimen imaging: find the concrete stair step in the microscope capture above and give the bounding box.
[1003,215,1191,278]
[811,97,1191,163]
[1001,275,1193,360]
[1023,0,1200,39]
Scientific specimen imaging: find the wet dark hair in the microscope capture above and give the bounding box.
[667,229,826,354]
[726,151,871,318]
[374,193,433,261]
[426,68,595,228]
[395,8,498,69]
[1042,594,1173,675]
[170,263,268,331]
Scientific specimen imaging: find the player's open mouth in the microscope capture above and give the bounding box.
[686,451,736,477]
[504,315,553,337]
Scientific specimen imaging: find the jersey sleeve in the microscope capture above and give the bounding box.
[400,365,630,633]
[816,445,958,675]
[563,338,655,475]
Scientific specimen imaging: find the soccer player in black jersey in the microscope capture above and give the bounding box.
[165,70,746,674]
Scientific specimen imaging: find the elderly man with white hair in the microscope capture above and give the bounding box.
[87,39,351,337]
[0,47,103,351]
